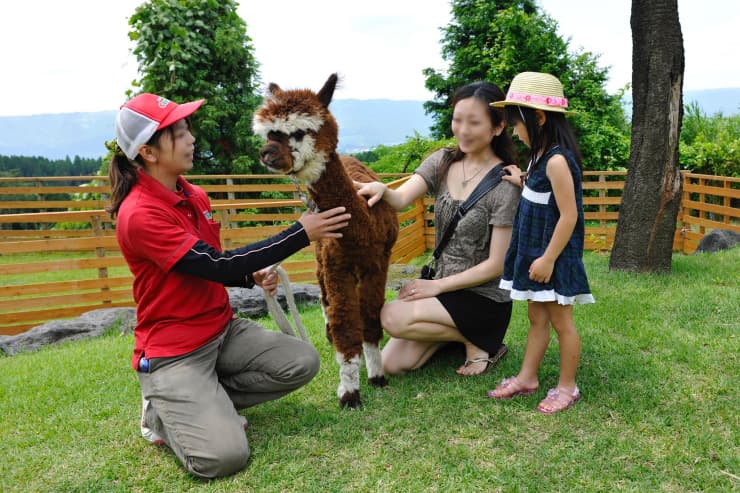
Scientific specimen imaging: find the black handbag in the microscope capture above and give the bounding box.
[420,163,507,280]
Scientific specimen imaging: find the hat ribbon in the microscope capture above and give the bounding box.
[506,91,568,108]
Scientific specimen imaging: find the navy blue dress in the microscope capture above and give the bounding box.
[500,146,595,305]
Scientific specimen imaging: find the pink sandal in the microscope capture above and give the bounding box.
[536,386,581,414]
[486,376,538,400]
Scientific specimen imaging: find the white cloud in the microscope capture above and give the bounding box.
[539,0,740,92]
[0,1,139,116]
[0,0,737,116]
[241,1,450,100]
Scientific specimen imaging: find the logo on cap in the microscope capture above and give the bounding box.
[157,97,170,108]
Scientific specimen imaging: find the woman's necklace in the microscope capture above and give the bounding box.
[461,159,485,188]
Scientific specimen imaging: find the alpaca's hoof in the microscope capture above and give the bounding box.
[339,390,362,409]
[368,375,388,387]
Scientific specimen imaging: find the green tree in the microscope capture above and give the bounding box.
[680,101,740,177]
[423,0,630,169]
[362,133,455,174]
[0,155,101,177]
[128,0,262,174]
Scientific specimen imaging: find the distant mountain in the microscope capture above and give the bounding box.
[1,89,737,160]
[0,99,434,160]
[620,88,740,118]
[0,111,116,160]
[683,88,740,115]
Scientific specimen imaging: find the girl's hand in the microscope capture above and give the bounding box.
[353,180,386,207]
[253,268,278,297]
[299,207,351,241]
[399,279,439,301]
[502,165,524,188]
[528,256,555,284]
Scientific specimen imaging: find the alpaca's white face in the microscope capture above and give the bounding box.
[253,111,329,184]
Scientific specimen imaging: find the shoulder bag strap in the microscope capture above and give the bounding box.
[430,163,506,262]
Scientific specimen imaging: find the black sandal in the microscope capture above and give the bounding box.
[458,344,508,376]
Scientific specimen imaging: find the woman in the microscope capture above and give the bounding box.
[109,93,350,478]
[355,82,521,376]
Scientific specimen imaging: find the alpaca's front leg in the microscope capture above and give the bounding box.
[336,352,361,408]
[362,342,387,387]
[323,261,364,409]
[359,255,391,388]
[315,245,332,344]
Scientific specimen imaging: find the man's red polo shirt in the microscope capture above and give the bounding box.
[116,170,232,370]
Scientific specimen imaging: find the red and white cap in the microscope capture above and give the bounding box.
[115,93,204,160]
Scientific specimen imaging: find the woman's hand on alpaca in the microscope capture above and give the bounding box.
[353,180,386,207]
[399,279,440,301]
[528,256,555,284]
[253,268,278,297]
[299,207,351,241]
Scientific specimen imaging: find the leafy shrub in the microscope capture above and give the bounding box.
[680,101,740,177]
[355,133,454,174]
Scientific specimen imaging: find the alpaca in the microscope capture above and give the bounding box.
[253,74,399,408]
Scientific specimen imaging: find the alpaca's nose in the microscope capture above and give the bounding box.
[259,146,275,164]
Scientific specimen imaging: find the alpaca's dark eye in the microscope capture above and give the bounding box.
[267,131,288,142]
[293,130,306,140]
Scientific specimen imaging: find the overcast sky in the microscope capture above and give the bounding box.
[0,0,737,116]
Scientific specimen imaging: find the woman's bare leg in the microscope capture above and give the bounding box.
[380,298,490,375]
[381,338,444,375]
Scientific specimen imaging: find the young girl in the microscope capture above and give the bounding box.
[355,82,521,377]
[110,93,350,477]
[487,72,594,414]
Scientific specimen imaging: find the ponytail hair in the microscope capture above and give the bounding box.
[106,125,176,218]
[107,148,139,219]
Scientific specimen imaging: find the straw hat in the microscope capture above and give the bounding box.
[490,72,572,113]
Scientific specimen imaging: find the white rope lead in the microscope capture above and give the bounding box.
[264,263,310,343]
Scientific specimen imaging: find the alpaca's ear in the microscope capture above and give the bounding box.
[317,73,338,108]
[267,83,281,96]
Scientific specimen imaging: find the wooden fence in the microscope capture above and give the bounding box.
[0,174,422,335]
[1,171,738,335]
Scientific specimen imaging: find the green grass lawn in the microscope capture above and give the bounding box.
[1,249,738,492]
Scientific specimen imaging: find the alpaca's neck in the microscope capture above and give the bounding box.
[308,153,361,212]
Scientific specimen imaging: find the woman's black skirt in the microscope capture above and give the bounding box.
[437,290,512,354]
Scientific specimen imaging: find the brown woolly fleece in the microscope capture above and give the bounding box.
[254,74,399,408]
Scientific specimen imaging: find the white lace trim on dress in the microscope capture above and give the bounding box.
[499,279,595,305]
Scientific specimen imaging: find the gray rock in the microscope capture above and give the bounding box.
[694,229,740,253]
[228,284,322,316]
[0,284,322,356]
[0,308,136,356]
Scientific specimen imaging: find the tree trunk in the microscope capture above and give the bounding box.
[609,0,684,273]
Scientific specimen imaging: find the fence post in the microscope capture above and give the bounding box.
[723,178,731,225]
[293,190,302,216]
[598,173,606,228]
[219,209,232,250]
[679,171,690,253]
[90,214,111,304]
[698,177,706,235]
[226,177,238,230]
